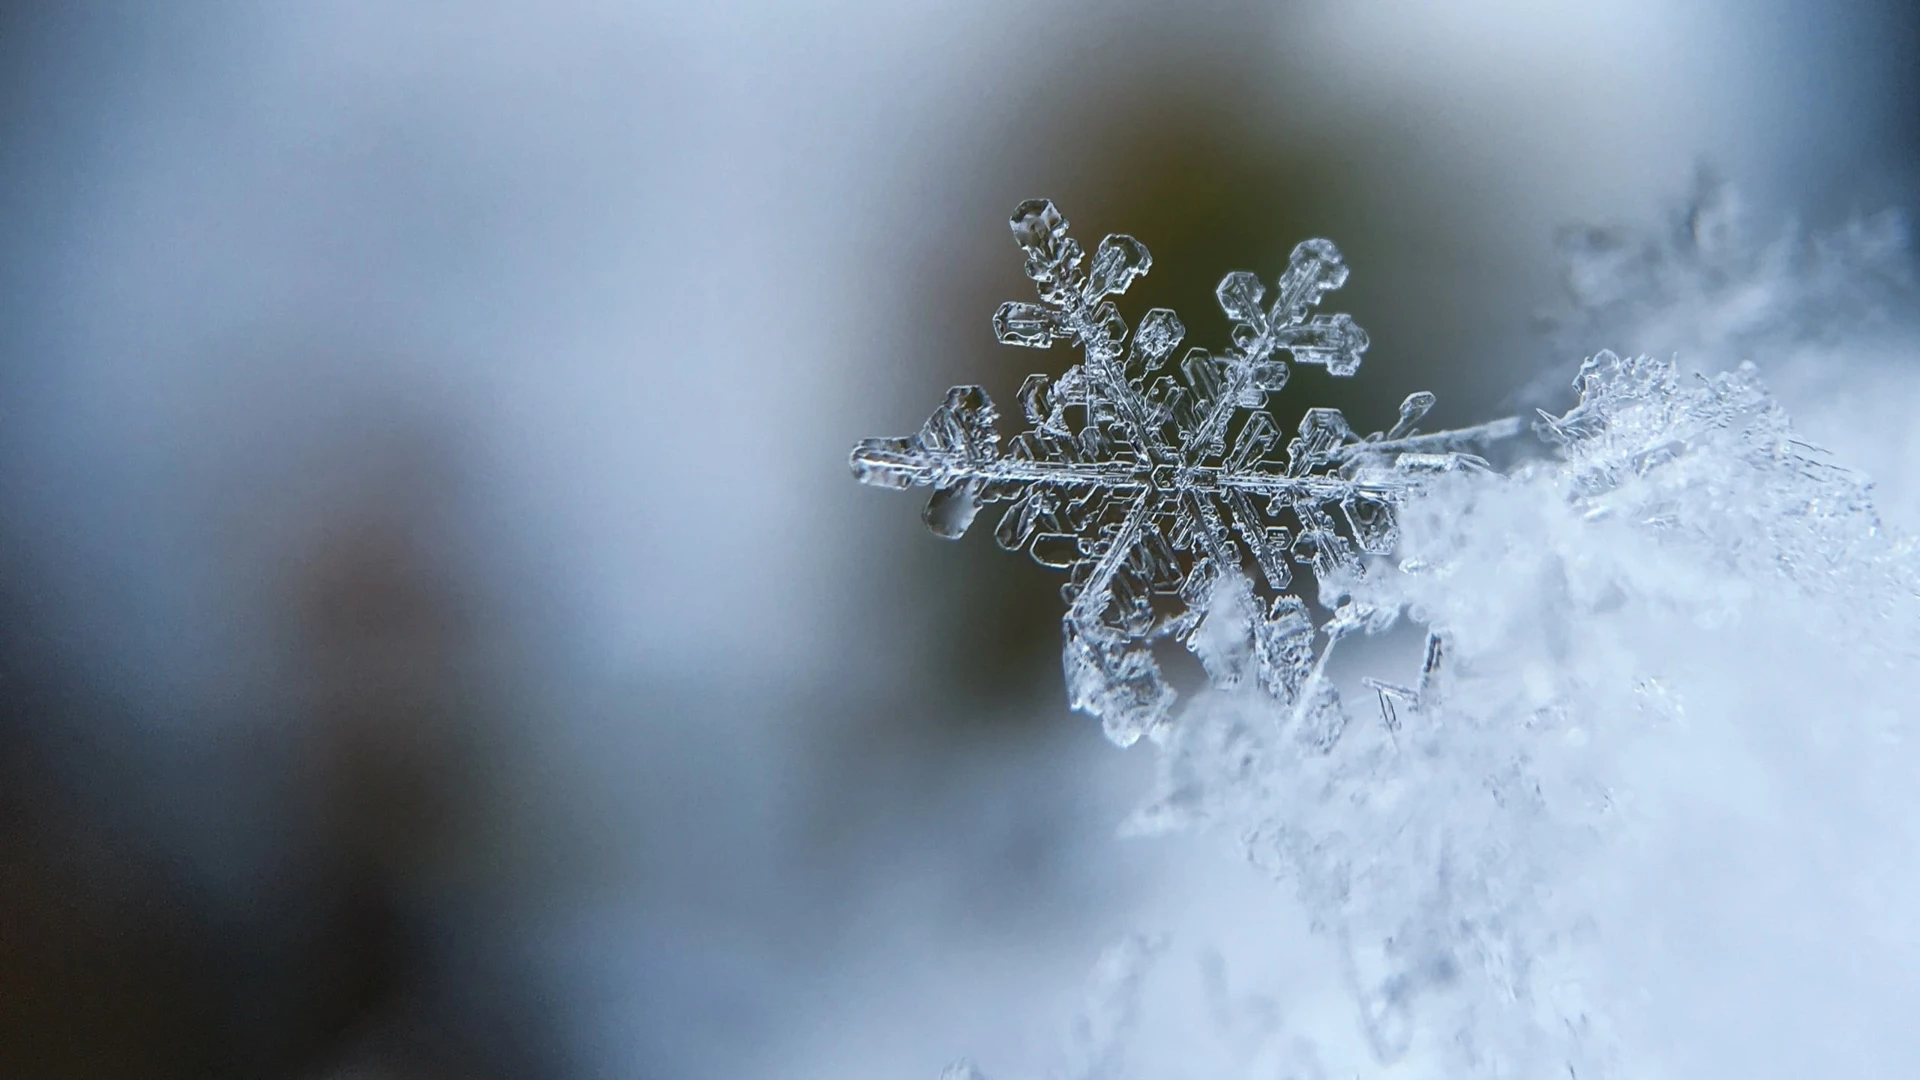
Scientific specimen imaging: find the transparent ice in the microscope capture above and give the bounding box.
[852,193,1920,1078]
[851,200,1518,747]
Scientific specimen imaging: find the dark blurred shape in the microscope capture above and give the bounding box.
[0,416,554,1079]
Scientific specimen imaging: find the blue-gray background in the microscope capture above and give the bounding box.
[2,3,1915,1076]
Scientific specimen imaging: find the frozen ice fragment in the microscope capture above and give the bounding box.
[1086,233,1153,298]
[1010,197,1066,253]
[1247,358,1290,394]
[1017,372,1054,428]
[1228,411,1280,471]
[1388,390,1436,439]
[1130,307,1185,371]
[1031,531,1082,569]
[1216,270,1269,327]
[1272,237,1351,324]
[994,301,1065,347]
[848,436,920,489]
[923,479,984,539]
[1291,407,1355,470]
[994,492,1044,551]
[942,386,999,454]
[1182,347,1225,405]
[1281,313,1369,375]
[1088,301,1128,346]
[1078,423,1115,462]
[1341,493,1398,553]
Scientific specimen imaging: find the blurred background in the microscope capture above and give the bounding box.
[2,2,1915,1076]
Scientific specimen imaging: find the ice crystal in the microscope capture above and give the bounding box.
[1541,172,1920,519]
[851,200,1518,746]
[855,190,1920,1078]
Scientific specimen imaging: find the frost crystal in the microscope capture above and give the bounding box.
[853,190,1920,1078]
[851,200,1519,745]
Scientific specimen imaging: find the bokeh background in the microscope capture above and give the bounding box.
[3,2,1916,1076]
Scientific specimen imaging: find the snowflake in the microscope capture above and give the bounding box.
[851,200,1519,746]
